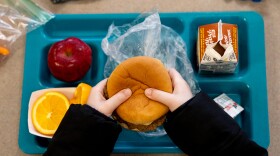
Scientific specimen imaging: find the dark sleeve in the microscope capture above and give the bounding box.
[164,92,268,156]
[44,104,122,156]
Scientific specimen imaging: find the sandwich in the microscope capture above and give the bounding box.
[106,56,172,131]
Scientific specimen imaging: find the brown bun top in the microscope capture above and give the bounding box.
[107,56,172,125]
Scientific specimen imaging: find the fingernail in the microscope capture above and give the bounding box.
[145,88,152,96]
[123,88,132,96]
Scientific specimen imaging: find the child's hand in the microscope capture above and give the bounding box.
[145,68,193,112]
[87,79,132,117]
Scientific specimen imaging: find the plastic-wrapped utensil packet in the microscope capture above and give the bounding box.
[214,93,244,118]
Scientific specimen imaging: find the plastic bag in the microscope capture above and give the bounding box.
[102,11,201,137]
[102,11,200,94]
[0,0,54,62]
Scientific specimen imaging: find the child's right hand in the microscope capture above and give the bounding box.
[144,68,193,112]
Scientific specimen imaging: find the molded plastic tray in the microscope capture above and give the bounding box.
[19,12,269,154]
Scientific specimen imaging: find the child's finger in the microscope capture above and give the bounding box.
[168,68,190,93]
[92,79,108,93]
[144,88,174,108]
[104,88,132,114]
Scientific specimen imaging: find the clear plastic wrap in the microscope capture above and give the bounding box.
[0,0,54,62]
[102,11,200,94]
[102,11,201,137]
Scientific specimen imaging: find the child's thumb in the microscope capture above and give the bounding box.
[144,88,173,108]
[105,88,132,113]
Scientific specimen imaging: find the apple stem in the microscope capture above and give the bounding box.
[66,51,72,57]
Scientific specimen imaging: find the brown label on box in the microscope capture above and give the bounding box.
[199,23,219,62]
[221,23,238,59]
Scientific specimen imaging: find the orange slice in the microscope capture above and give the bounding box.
[0,47,10,55]
[70,83,92,104]
[31,91,70,135]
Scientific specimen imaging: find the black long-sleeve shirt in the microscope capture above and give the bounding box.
[44,92,268,156]
[164,92,268,156]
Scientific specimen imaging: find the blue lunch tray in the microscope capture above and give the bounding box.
[19,11,269,154]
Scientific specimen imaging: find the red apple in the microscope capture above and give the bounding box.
[48,37,92,82]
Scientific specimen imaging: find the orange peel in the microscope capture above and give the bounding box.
[70,83,92,104]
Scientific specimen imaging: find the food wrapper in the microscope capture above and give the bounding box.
[102,11,200,137]
[214,93,244,118]
[0,0,54,63]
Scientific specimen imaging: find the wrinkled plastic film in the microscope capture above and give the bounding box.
[0,0,54,62]
[102,12,200,94]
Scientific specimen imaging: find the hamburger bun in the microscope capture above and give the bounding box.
[106,56,172,131]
